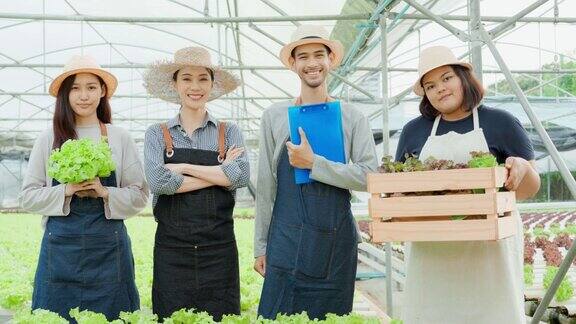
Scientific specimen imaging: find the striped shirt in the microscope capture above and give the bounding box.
[144,112,250,207]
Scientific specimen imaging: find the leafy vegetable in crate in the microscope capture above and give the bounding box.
[467,151,498,168]
[378,155,405,173]
[403,154,425,171]
[377,152,499,221]
[48,138,115,184]
[378,151,496,173]
[423,156,467,170]
[465,151,499,195]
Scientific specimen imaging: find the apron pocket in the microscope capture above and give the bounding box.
[267,223,300,272]
[180,191,214,228]
[154,245,199,290]
[48,233,83,283]
[83,232,121,284]
[48,232,120,284]
[197,243,239,290]
[295,226,335,279]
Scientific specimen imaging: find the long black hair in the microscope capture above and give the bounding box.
[52,74,111,149]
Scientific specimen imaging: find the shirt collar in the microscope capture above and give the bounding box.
[166,110,218,129]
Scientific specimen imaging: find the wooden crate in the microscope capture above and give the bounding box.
[368,166,517,242]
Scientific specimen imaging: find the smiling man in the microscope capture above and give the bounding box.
[253,25,378,320]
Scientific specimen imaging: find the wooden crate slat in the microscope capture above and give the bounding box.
[496,191,516,214]
[369,193,497,218]
[370,218,516,242]
[497,215,517,239]
[369,191,515,219]
[367,167,507,194]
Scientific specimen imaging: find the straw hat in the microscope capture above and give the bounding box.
[143,47,240,104]
[413,46,473,96]
[279,25,344,69]
[49,55,118,98]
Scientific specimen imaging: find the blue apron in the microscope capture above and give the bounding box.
[32,126,139,322]
[258,146,358,320]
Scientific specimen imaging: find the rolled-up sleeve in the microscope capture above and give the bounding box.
[104,131,150,220]
[144,125,184,195]
[220,123,250,191]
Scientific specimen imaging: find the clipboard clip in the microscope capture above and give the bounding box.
[299,104,328,113]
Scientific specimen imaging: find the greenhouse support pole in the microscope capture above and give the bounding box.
[4,63,576,75]
[4,11,576,24]
[468,0,483,82]
[380,13,390,156]
[402,0,469,41]
[488,0,549,37]
[380,12,394,317]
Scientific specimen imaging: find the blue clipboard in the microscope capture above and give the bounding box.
[288,101,346,184]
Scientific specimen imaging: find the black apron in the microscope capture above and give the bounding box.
[32,123,139,323]
[152,122,240,322]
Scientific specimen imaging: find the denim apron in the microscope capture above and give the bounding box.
[152,122,240,322]
[258,145,358,320]
[32,123,139,322]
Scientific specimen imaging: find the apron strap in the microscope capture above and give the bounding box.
[472,107,480,129]
[218,122,226,163]
[160,123,174,158]
[431,115,442,136]
[160,122,227,162]
[98,122,110,145]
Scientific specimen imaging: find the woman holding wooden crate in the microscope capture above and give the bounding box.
[396,46,540,323]
[19,55,149,321]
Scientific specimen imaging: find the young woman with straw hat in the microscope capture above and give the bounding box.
[20,55,149,321]
[396,46,540,323]
[143,47,249,321]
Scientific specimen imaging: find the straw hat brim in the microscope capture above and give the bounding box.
[49,68,118,98]
[279,38,344,69]
[143,60,240,104]
[413,62,473,96]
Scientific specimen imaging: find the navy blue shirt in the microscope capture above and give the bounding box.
[395,105,534,163]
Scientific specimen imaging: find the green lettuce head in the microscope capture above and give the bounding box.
[48,138,116,184]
